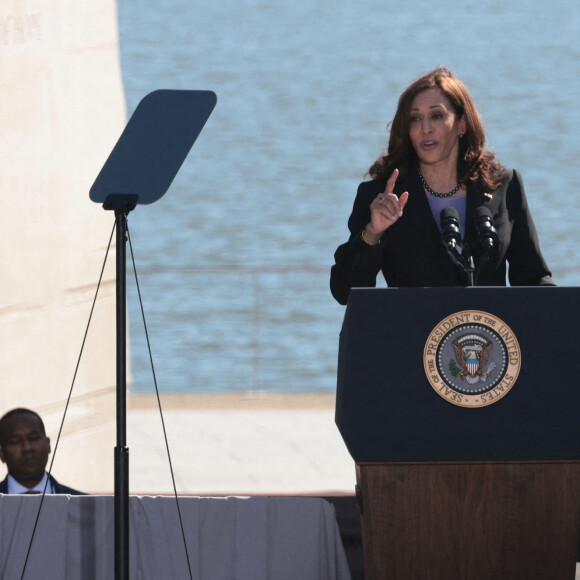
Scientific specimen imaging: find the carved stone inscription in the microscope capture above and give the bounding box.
[0,13,44,46]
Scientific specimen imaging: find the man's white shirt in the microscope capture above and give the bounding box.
[7,472,54,494]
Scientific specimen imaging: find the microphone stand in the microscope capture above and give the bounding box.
[448,245,475,287]
[440,209,474,287]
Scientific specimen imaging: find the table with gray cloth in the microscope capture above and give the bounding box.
[0,494,352,580]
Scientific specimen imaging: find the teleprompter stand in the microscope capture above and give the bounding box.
[336,287,580,579]
[90,89,217,580]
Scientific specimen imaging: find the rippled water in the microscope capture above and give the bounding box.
[116,0,580,393]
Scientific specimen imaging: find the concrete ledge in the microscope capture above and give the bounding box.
[126,391,355,496]
[128,391,336,410]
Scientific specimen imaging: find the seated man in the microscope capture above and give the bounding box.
[0,408,85,495]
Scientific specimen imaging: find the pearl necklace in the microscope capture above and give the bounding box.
[418,168,461,198]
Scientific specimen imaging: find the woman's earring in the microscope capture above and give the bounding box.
[459,133,464,139]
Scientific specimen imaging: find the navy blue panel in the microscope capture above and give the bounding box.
[335,287,580,462]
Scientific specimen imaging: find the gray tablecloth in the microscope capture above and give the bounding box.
[0,495,351,580]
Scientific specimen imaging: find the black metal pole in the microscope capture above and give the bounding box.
[90,90,217,580]
[115,209,130,580]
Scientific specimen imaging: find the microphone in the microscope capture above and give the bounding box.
[473,207,498,255]
[440,207,462,252]
[440,207,475,285]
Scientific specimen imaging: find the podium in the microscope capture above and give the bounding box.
[336,287,580,579]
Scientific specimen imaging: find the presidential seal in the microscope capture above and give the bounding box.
[423,310,521,408]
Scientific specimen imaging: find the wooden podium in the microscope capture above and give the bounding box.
[336,287,580,580]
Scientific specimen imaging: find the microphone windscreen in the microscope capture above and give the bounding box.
[440,206,460,226]
[474,206,493,220]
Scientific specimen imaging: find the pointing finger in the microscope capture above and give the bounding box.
[385,168,400,194]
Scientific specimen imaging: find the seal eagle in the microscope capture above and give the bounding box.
[452,340,492,380]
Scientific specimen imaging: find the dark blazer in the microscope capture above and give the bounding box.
[0,474,86,495]
[330,168,554,305]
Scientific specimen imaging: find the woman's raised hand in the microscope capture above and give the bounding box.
[363,169,409,244]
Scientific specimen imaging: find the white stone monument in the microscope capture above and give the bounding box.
[0,1,126,492]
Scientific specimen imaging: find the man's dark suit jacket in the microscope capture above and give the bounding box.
[331,168,553,305]
[0,474,85,495]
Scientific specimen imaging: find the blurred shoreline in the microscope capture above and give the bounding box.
[128,391,336,410]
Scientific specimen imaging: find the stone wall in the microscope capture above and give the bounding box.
[0,0,126,493]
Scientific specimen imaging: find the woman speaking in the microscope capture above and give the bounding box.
[330,67,554,305]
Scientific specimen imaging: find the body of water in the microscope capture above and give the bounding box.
[115,0,580,393]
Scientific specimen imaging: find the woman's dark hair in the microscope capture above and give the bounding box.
[369,67,503,190]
